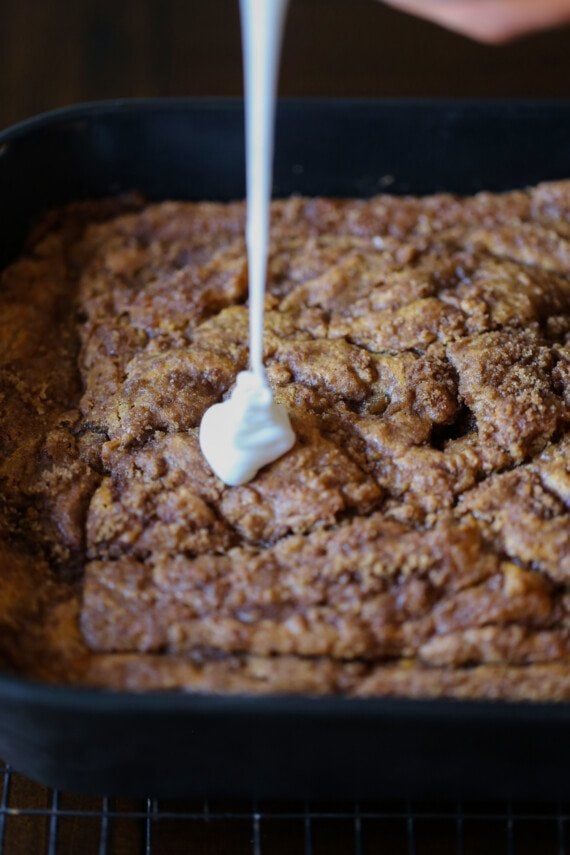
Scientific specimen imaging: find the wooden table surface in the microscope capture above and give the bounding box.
[1,0,570,130]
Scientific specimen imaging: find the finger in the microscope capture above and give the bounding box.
[382,0,570,43]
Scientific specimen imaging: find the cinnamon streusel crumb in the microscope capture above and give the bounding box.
[0,184,569,699]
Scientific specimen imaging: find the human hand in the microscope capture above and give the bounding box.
[382,0,570,43]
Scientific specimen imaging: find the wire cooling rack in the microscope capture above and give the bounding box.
[0,761,567,854]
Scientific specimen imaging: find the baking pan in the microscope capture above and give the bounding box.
[0,98,570,799]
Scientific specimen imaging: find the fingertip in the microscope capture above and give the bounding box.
[457,25,521,45]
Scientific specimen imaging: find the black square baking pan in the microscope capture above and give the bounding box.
[0,98,569,800]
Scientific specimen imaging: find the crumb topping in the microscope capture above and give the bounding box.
[0,184,569,699]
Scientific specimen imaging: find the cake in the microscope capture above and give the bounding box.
[0,183,568,700]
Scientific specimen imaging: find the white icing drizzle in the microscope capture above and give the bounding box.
[199,371,295,487]
[199,0,295,486]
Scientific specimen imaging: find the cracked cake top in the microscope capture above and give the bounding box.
[0,183,568,698]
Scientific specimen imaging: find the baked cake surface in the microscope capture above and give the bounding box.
[0,184,569,699]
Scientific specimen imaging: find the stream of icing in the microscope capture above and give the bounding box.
[199,0,295,486]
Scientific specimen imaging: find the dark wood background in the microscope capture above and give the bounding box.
[1,0,570,129]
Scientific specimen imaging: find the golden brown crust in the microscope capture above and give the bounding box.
[0,183,569,699]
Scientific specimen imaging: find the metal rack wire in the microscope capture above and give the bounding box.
[0,761,567,854]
